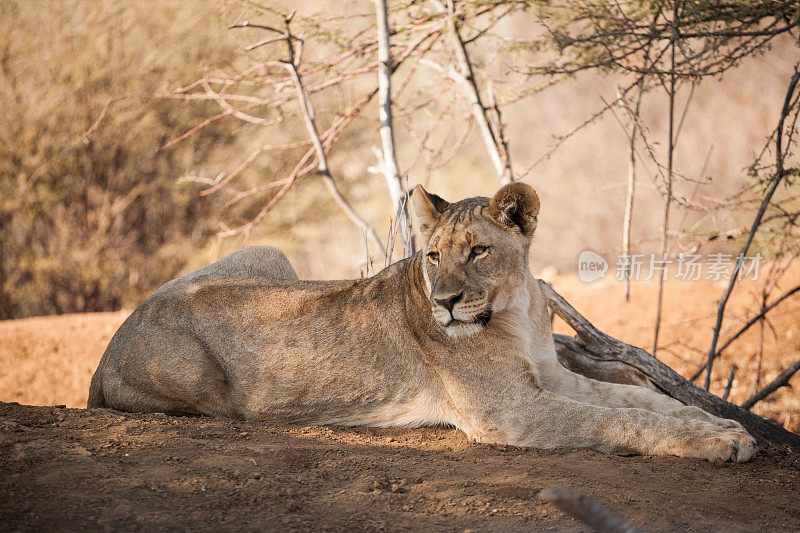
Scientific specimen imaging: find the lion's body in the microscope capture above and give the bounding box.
[89,185,757,461]
[90,249,446,426]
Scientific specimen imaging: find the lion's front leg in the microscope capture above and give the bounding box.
[533,349,744,430]
[458,388,756,462]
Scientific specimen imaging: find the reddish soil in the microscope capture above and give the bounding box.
[2,402,799,532]
[2,272,800,530]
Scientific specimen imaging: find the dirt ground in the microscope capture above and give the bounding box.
[2,402,799,532]
[1,272,800,530]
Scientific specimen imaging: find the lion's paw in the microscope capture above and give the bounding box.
[696,429,757,463]
[711,417,747,431]
[670,405,747,432]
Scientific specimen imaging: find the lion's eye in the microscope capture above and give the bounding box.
[470,246,488,258]
[427,251,440,263]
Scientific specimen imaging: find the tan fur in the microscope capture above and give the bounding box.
[88,185,756,462]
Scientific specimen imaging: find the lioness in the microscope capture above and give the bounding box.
[88,183,756,461]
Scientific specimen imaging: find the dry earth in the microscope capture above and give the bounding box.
[2,402,799,532]
[1,273,800,531]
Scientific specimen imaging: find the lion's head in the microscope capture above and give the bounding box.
[411,183,540,337]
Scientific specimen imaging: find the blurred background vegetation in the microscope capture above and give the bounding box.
[0,1,240,318]
[1,0,798,320]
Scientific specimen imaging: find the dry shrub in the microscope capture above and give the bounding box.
[0,1,241,318]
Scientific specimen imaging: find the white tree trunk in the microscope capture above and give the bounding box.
[375,0,414,257]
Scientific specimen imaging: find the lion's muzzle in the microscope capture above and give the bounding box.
[431,290,492,331]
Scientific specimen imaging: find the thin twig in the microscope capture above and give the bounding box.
[690,282,800,382]
[618,83,643,302]
[741,359,800,410]
[653,0,680,358]
[704,64,800,390]
[722,366,735,401]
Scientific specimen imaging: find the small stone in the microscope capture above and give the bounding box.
[72,446,92,457]
[2,421,21,432]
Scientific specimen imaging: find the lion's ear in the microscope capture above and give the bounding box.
[488,183,540,237]
[411,185,450,242]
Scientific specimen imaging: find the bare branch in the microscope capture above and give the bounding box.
[704,64,800,390]
[741,359,800,411]
[229,20,285,34]
[722,366,735,401]
[279,22,386,256]
[429,0,512,184]
[653,1,680,358]
[690,283,800,382]
[618,83,642,302]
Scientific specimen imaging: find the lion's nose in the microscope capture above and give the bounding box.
[434,291,464,312]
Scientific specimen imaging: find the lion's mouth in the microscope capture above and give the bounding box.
[430,297,493,333]
[474,309,493,326]
[436,308,493,328]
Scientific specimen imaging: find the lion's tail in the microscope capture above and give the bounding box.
[87,369,106,408]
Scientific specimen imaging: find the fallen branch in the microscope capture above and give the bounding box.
[741,359,800,411]
[538,486,642,533]
[542,281,800,451]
